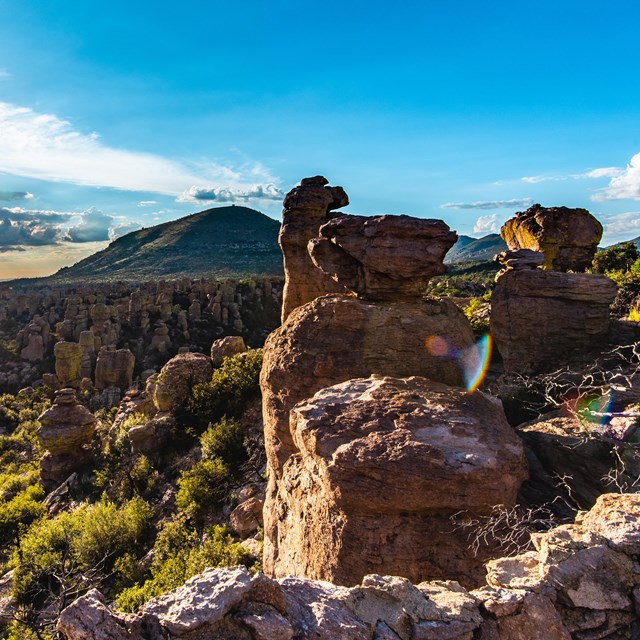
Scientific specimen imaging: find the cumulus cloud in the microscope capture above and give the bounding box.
[177,183,284,203]
[0,212,62,247]
[593,153,640,201]
[601,212,640,235]
[109,221,142,241]
[0,190,33,202]
[64,208,114,243]
[0,102,283,199]
[0,69,11,79]
[521,167,625,185]
[473,214,500,234]
[441,198,533,210]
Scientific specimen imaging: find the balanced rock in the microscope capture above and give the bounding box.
[269,375,527,587]
[261,294,475,473]
[37,388,96,487]
[491,269,617,374]
[54,341,84,387]
[94,346,135,392]
[210,335,246,368]
[153,352,213,412]
[309,214,457,299]
[500,204,602,272]
[280,176,349,322]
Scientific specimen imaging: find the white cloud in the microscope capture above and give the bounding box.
[0,102,283,199]
[521,167,625,185]
[584,167,625,179]
[138,200,159,207]
[592,153,640,201]
[521,175,567,184]
[601,212,640,235]
[0,69,11,79]
[64,208,114,243]
[0,190,33,202]
[109,221,142,240]
[178,183,284,203]
[0,207,72,246]
[473,214,500,234]
[441,198,533,210]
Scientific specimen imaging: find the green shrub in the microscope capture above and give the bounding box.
[115,523,250,612]
[176,459,230,522]
[463,298,490,336]
[186,350,262,429]
[592,242,639,273]
[200,417,246,470]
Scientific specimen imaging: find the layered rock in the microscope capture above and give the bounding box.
[54,341,84,387]
[500,204,602,272]
[94,346,135,392]
[57,493,640,640]
[261,295,475,472]
[37,388,96,488]
[210,335,247,368]
[279,176,349,322]
[490,269,617,374]
[271,375,527,587]
[309,214,457,300]
[153,352,213,412]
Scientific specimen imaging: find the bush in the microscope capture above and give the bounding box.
[186,350,262,429]
[463,298,490,336]
[200,417,246,470]
[176,458,231,522]
[592,242,639,273]
[115,523,250,612]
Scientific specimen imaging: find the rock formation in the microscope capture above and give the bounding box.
[94,346,135,392]
[500,204,602,272]
[210,335,247,368]
[54,341,84,388]
[273,375,527,587]
[261,177,526,587]
[309,213,457,299]
[56,493,640,640]
[153,352,213,412]
[490,268,617,374]
[37,388,96,488]
[262,295,475,471]
[279,176,349,321]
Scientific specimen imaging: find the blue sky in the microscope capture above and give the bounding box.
[0,0,639,277]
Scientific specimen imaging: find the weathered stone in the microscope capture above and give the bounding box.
[309,214,457,300]
[267,375,527,587]
[501,204,602,272]
[94,346,135,392]
[579,493,640,555]
[280,176,349,322]
[491,269,616,374]
[210,335,247,367]
[142,566,253,636]
[493,248,545,272]
[37,389,96,455]
[262,295,475,473]
[230,495,264,538]
[54,341,84,387]
[492,593,571,640]
[153,352,213,412]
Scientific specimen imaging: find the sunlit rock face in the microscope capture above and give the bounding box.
[94,346,135,392]
[37,388,96,488]
[309,214,457,300]
[490,269,617,374]
[279,176,349,322]
[261,294,474,474]
[270,375,527,587]
[500,204,602,272]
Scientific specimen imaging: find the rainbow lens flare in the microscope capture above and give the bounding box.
[460,334,493,393]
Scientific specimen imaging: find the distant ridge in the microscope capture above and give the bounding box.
[26,206,283,285]
[445,233,507,263]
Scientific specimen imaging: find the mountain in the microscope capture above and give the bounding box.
[39,206,283,284]
[445,233,507,263]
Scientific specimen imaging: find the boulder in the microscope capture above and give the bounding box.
[94,346,135,392]
[500,204,602,272]
[267,375,527,587]
[210,335,247,368]
[261,294,475,473]
[279,176,350,322]
[153,352,213,412]
[490,269,616,374]
[54,341,84,387]
[309,214,457,300]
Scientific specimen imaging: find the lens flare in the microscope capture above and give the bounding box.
[425,335,455,358]
[460,334,493,393]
